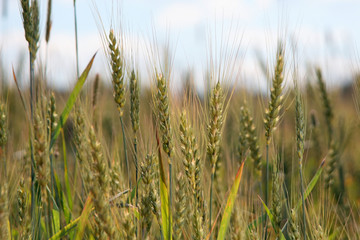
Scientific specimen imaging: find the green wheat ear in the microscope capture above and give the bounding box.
[207,81,224,173]
[316,68,333,145]
[264,46,285,144]
[156,73,173,158]
[130,70,140,135]
[240,104,262,176]
[21,0,40,63]
[108,29,126,117]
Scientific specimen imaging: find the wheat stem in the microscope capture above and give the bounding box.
[295,92,306,240]
[120,116,130,189]
[73,0,79,78]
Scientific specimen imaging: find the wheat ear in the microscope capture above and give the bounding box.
[316,68,333,146]
[241,105,262,176]
[108,29,130,188]
[264,46,284,210]
[88,126,115,239]
[179,110,204,238]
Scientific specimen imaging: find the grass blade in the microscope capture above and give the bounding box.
[74,195,93,240]
[248,158,326,231]
[258,196,285,240]
[61,129,73,211]
[12,67,29,119]
[49,196,93,240]
[217,161,245,240]
[296,157,326,211]
[50,53,96,150]
[49,217,80,240]
[126,177,142,203]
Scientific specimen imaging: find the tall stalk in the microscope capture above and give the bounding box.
[20,0,40,237]
[263,46,284,238]
[207,81,224,237]
[73,0,79,78]
[108,30,130,188]
[295,92,306,239]
[155,73,173,240]
[130,70,140,236]
[120,116,130,188]
[130,70,140,200]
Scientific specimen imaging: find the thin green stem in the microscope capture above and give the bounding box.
[264,143,269,240]
[134,137,138,238]
[120,116,130,189]
[29,51,37,238]
[47,194,53,237]
[300,165,306,240]
[209,170,214,238]
[73,0,79,79]
[265,143,269,205]
[30,53,34,120]
[134,138,138,203]
[169,162,172,240]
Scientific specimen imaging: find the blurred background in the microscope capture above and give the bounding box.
[0,0,360,92]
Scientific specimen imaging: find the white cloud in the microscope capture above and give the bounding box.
[156,2,205,29]
[155,0,274,30]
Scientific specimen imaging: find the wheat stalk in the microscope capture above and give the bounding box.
[271,156,282,238]
[207,81,224,234]
[155,72,173,239]
[295,91,307,239]
[264,46,285,214]
[130,69,140,214]
[108,29,130,188]
[0,103,7,149]
[316,68,333,146]
[73,0,79,78]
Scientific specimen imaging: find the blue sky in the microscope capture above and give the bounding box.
[1,0,360,91]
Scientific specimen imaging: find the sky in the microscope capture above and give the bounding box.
[1,0,360,92]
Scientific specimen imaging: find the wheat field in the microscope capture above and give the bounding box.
[0,0,360,239]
